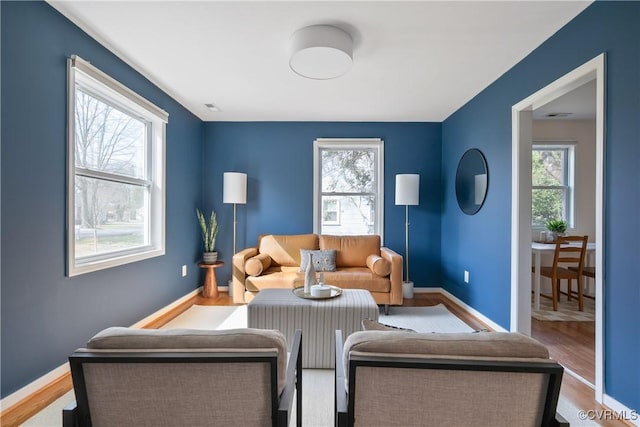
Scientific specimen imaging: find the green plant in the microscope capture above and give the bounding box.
[196,209,219,252]
[545,219,567,233]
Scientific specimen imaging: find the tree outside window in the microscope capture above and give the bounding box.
[532,144,574,228]
[68,56,167,276]
[314,139,383,237]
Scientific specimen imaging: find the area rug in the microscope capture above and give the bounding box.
[379,304,474,332]
[160,303,475,333]
[532,295,595,322]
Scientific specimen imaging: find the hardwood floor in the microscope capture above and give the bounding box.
[532,318,595,384]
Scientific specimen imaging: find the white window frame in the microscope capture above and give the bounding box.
[67,55,168,276]
[531,142,575,230]
[313,138,384,240]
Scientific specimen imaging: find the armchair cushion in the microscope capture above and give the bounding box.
[245,253,272,276]
[86,327,289,394]
[366,254,391,277]
[299,249,337,272]
[343,331,550,383]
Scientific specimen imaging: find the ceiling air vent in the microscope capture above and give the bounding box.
[545,112,572,118]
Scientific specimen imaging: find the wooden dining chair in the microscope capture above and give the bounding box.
[536,235,588,311]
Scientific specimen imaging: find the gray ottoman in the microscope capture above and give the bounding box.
[247,288,379,368]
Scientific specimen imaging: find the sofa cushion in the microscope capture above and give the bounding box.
[299,249,337,272]
[245,267,302,292]
[86,327,289,394]
[319,235,381,267]
[366,254,391,277]
[245,253,272,276]
[321,268,390,293]
[259,234,319,267]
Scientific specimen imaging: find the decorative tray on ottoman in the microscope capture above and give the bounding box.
[292,285,343,300]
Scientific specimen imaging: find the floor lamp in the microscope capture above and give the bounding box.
[395,174,420,299]
[223,172,247,297]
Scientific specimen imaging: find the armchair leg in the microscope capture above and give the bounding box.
[384,304,389,315]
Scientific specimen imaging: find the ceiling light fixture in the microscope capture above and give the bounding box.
[289,25,353,80]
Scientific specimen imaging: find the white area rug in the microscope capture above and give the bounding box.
[160,303,475,333]
[379,304,474,333]
[160,304,248,330]
[22,303,596,426]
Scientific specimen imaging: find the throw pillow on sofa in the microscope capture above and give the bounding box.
[299,249,337,272]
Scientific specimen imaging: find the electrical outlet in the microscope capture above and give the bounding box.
[181,265,187,277]
[464,270,469,284]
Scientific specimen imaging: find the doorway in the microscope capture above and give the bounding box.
[510,54,605,402]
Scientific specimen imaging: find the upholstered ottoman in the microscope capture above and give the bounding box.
[248,288,378,368]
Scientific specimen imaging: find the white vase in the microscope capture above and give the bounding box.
[304,253,316,293]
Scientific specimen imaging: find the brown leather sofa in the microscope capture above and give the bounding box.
[232,234,403,309]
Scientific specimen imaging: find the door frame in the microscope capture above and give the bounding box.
[510,53,605,401]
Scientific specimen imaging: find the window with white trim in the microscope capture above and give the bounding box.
[67,56,167,276]
[313,139,384,238]
[532,143,575,228]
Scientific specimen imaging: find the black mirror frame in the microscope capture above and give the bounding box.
[455,148,488,215]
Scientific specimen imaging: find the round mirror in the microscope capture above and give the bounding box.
[455,148,488,215]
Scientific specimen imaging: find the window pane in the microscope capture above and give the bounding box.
[532,149,565,186]
[75,90,146,179]
[320,195,374,234]
[322,199,339,224]
[321,150,375,193]
[74,176,147,259]
[532,188,566,226]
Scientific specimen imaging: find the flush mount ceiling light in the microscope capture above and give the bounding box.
[289,25,353,80]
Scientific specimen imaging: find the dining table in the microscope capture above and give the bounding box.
[531,241,596,310]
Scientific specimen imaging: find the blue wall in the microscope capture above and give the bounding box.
[2,0,637,412]
[442,1,639,410]
[203,122,442,288]
[1,2,204,396]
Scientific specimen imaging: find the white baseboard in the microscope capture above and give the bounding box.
[414,287,508,332]
[130,287,201,328]
[0,363,70,411]
[603,394,639,426]
[1,286,202,411]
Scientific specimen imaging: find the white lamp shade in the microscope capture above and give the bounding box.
[223,172,247,204]
[289,25,353,80]
[474,173,487,205]
[395,174,420,206]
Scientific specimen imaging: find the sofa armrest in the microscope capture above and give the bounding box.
[381,247,403,305]
[232,247,258,303]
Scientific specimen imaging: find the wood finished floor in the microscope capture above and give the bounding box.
[195,291,629,427]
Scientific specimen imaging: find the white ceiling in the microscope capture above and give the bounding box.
[534,79,596,120]
[49,1,592,122]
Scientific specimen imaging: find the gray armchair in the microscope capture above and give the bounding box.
[63,327,302,427]
[335,330,568,427]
